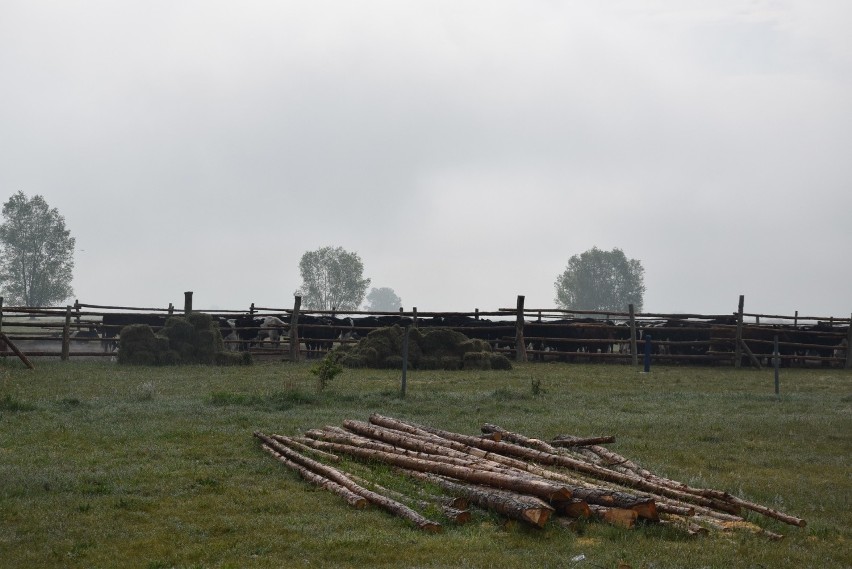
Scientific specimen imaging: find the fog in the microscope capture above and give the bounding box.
[1,1,850,317]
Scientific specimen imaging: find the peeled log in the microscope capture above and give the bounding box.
[259,444,367,508]
[254,432,441,532]
[405,470,554,528]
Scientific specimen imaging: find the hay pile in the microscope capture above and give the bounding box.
[335,325,512,370]
[118,313,250,366]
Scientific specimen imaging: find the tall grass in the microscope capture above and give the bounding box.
[0,359,849,568]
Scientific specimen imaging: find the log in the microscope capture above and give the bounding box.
[272,434,341,463]
[555,499,591,518]
[0,332,35,369]
[254,432,441,532]
[259,444,366,509]
[348,418,662,519]
[551,435,617,447]
[589,505,638,529]
[481,423,560,453]
[299,434,572,502]
[404,470,554,528]
[368,414,737,514]
[346,473,472,525]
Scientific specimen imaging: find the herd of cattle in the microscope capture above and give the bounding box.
[82,312,850,367]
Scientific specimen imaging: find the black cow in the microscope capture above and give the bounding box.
[298,315,354,358]
[232,315,289,351]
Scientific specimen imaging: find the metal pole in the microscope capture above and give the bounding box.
[643,334,652,373]
[774,335,780,395]
[401,326,410,398]
[628,303,638,366]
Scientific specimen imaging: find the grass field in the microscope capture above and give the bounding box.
[0,358,849,568]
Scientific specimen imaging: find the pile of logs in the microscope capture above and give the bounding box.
[253,414,805,539]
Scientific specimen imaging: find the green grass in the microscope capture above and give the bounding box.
[0,359,849,568]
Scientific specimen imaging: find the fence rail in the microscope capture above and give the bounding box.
[0,294,849,369]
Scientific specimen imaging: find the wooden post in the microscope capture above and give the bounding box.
[184,291,193,314]
[0,296,4,335]
[794,310,798,328]
[413,307,418,328]
[734,295,744,368]
[401,326,410,398]
[475,308,479,320]
[62,305,72,361]
[168,303,174,316]
[515,295,527,362]
[290,296,302,362]
[845,314,852,370]
[74,299,81,326]
[0,332,34,369]
[250,303,255,315]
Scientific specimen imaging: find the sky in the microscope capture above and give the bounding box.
[1,1,850,317]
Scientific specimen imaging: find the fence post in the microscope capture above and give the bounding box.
[628,304,638,366]
[515,295,527,362]
[845,313,852,370]
[413,307,418,328]
[290,296,302,362]
[168,303,174,316]
[734,295,744,368]
[184,291,193,314]
[475,308,479,320]
[62,305,72,361]
[794,310,798,328]
[74,299,81,326]
[0,296,3,335]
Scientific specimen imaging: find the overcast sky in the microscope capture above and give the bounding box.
[1,1,850,317]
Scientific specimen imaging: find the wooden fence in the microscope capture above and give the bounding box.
[0,294,849,369]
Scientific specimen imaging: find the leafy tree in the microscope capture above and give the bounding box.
[0,192,75,306]
[554,247,645,313]
[295,246,371,311]
[364,287,402,312]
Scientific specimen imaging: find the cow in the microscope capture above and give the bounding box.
[298,315,355,358]
[232,315,289,351]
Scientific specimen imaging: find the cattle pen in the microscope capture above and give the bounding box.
[0,294,850,369]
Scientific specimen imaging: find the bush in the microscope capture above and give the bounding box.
[311,354,343,391]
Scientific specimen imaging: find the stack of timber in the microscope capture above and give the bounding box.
[253,414,805,539]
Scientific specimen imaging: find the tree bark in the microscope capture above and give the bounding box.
[254,432,441,532]
[404,470,553,528]
[259,444,366,509]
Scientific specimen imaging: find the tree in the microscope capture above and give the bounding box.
[554,247,645,313]
[364,287,402,312]
[0,192,75,306]
[296,246,371,311]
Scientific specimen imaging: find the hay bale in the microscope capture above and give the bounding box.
[333,325,510,371]
[489,353,513,370]
[462,351,492,370]
[117,324,170,365]
[118,313,239,366]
